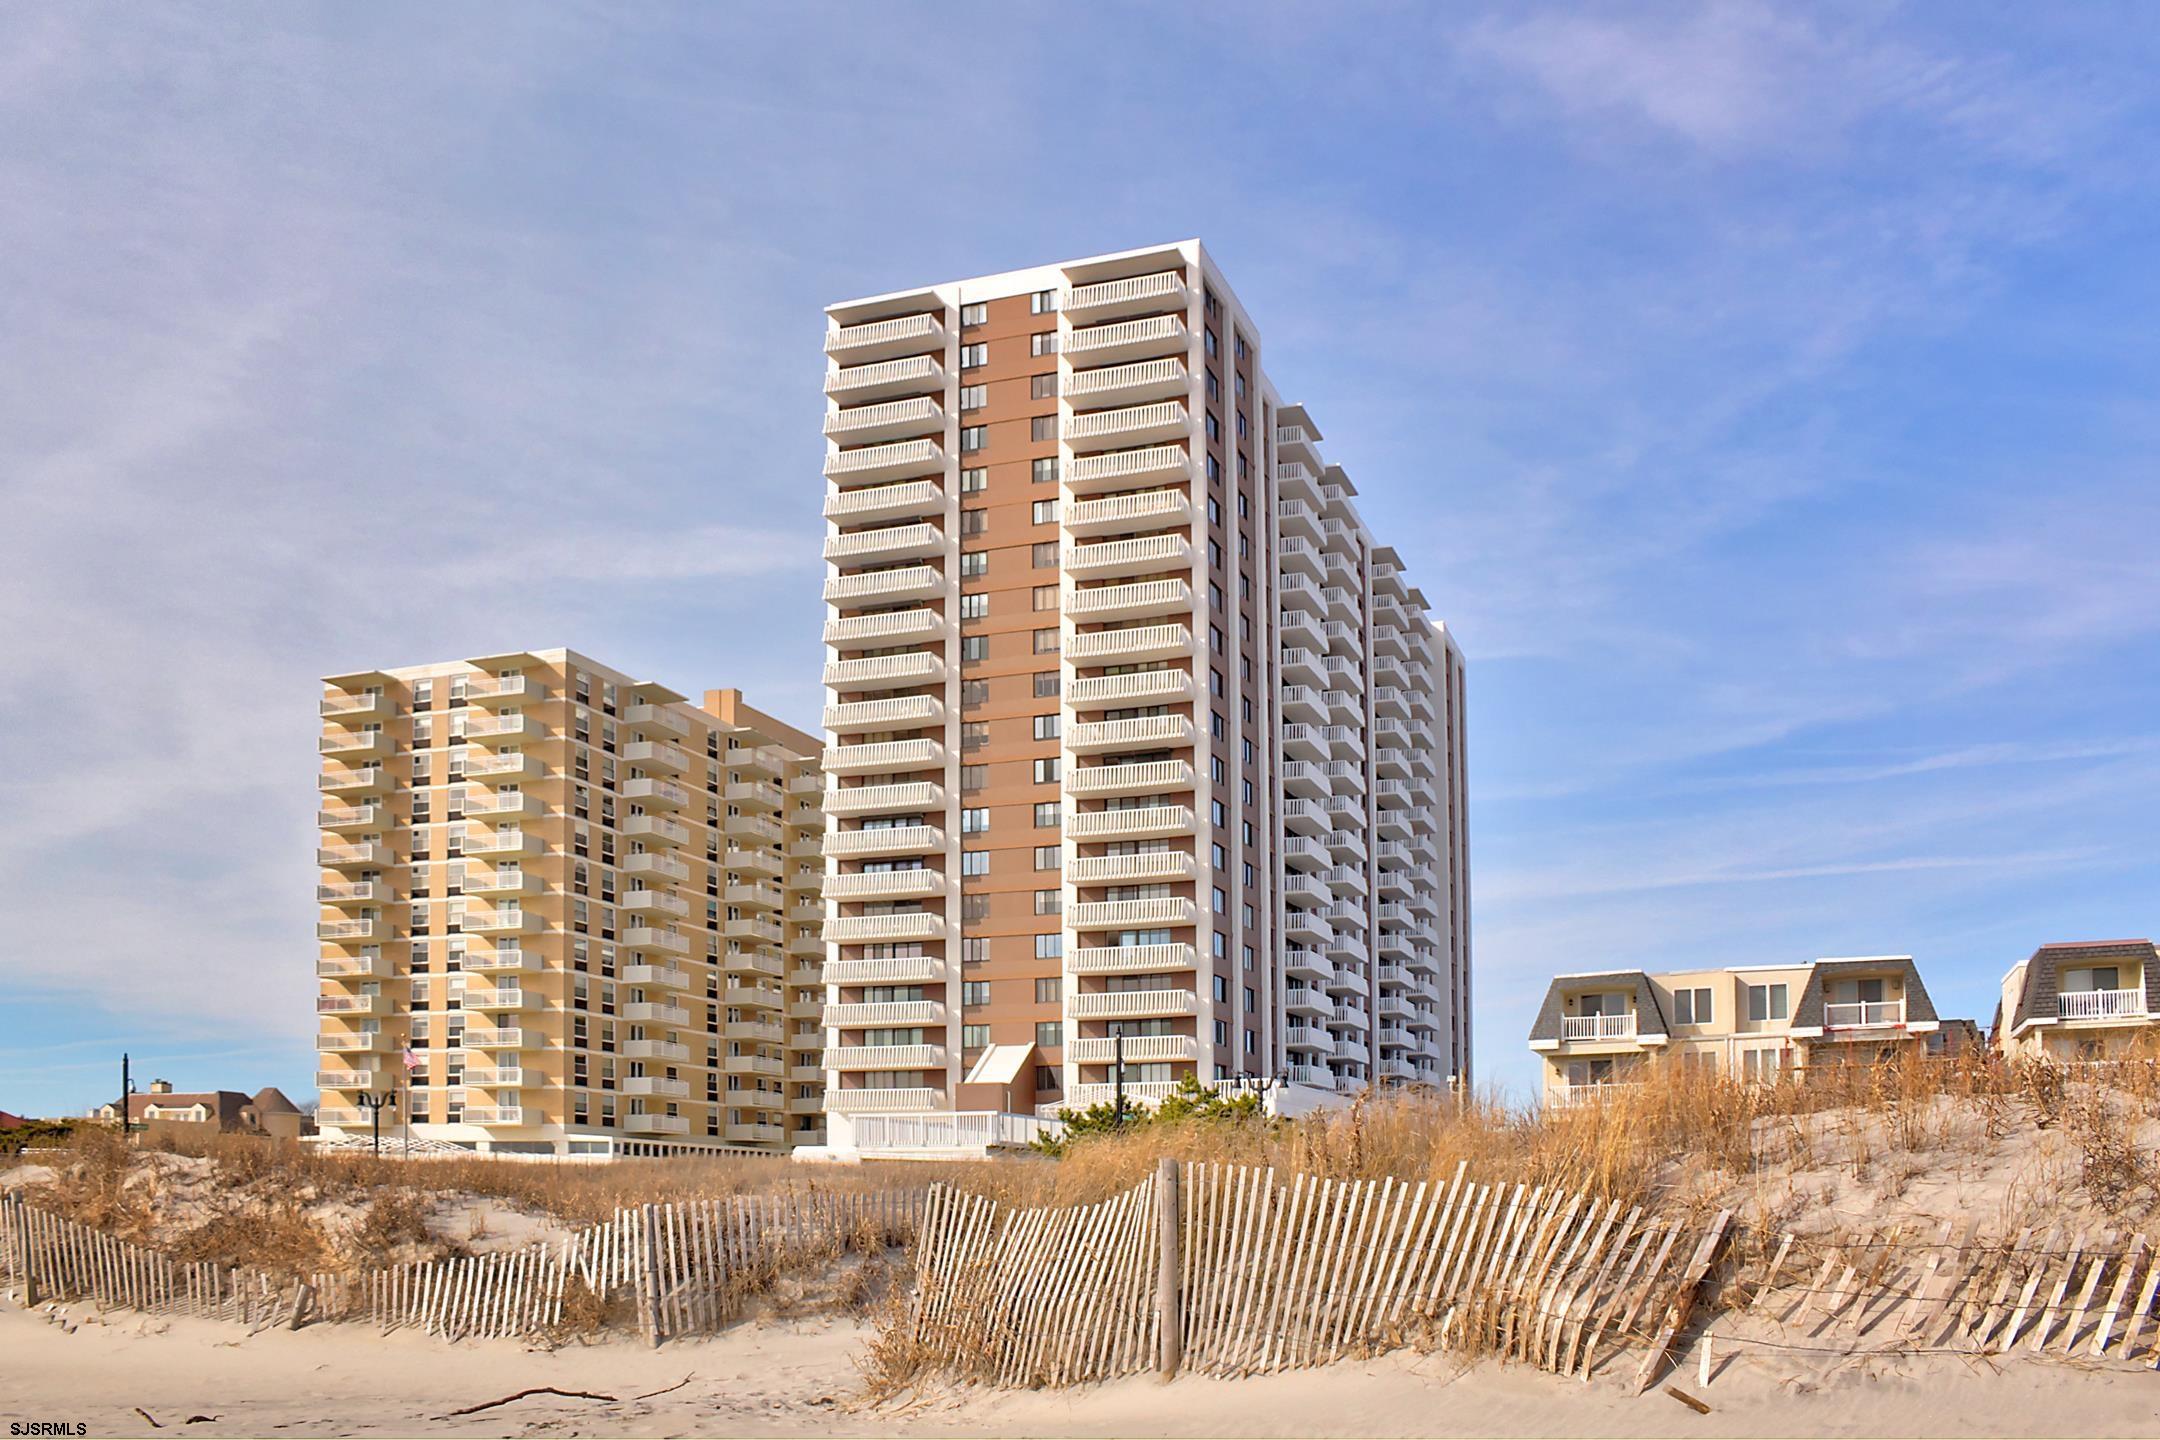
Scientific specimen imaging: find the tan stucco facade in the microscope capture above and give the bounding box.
[315,649,823,1156]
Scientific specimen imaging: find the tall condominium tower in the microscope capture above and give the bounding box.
[313,650,826,1157]
[818,240,1469,1150]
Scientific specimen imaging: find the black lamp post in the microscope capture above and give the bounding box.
[356,1089,398,1156]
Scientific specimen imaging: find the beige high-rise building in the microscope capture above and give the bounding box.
[314,649,826,1156]
[817,240,1470,1152]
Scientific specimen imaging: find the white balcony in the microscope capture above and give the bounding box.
[315,1069,376,1091]
[1822,1001,1907,1029]
[623,1000,691,1025]
[1067,758,1195,798]
[823,606,944,647]
[462,673,535,707]
[826,353,945,401]
[1066,270,1190,320]
[824,1085,942,1112]
[825,824,943,858]
[1561,1014,1638,1042]
[822,692,944,733]
[823,520,944,564]
[624,702,691,739]
[822,651,945,693]
[624,852,691,883]
[826,911,944,944]
[826,311,945,362]
[1069,1034,1199,1064]
[317,766,386,795]
[1067,804,1194,841]
[1068,851,1193,883]
[824,395,944,443]
[826,1044,941,1072]
[1064,486,1194,537]
[621,888,689,919]
[316,993,387,1016]
[826,868,943,901]
[1065,532,1192,580]
[1064,1080,1197,1109]
[2056,989,2145,1021]
[620,739,689,775]
[624,1112,690,1135]
[624,1038,690,1062]
[825,780,942,817]
[1065,443,1193,496]
[823,437,944,484]
[827,954,944,985]
[1064,356,1188,406]
[316,1032,392,1053]
[463,751,541,781]
[464,906,539,935]
[320,692,387,720]
[822,564,943,607]
[316,918,377,941]
[1067,668,1196,707]
[1070,942,1198,975]
[465,948,538,975]
[623,926,692,955]
[624,814,690,848]
[1070,896,1196,929]
[319,730,390,759]
[1064,314,1187,365]
[316,880,386,905]
[1065,578,1190,623]
[460,791,539,819]
[316,804,381,832]
[823,737,944,776]
[1068,713,1195,753]
[1070,988,1198,1020]
[464,984,536,1011]
[824,479,943,529]
[465,714,542,744]
[1066,623,1194,666]
[317,953,388,979]
[825,999,944,1028]
[1064,400,1188,449]
[621,1076,690,1099]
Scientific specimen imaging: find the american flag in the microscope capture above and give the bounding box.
[402,1047,424,1072]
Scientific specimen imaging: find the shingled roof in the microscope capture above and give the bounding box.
[1791,957,1941,1033]
[1527,972,1669,1047]
[2005,940,2160,1034]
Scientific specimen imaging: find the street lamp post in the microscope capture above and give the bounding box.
[356,1089,398,1157]
[1113,1032,1126,1129]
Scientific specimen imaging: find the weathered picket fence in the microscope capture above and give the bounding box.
[1744,1219,2160,1364]
[3,1186,923,1345]
[906,1160,1731,1389]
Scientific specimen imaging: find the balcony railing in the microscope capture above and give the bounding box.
[826,869,942,901]
[822,606,943,647]
[822,437,943,483]
[1070,896,1196,930]
[826,780,942,816]
[1068,713,1195,752]
[1561,1014,1637,1041]
[821,564,942,606]
[826,1044,941,1071]
[1064,578,1191,622]
[1069,1034,1199,1064]
[1069,851,1193,883]
[825,312,944,360]
[825,823,942,858]
[823,651,945,691]
[1070,943,1198,974]
[822,692,943,733]
[1063,314,1186,363]
[825,353,944,400]
[1067,758,1194,797]
[1066,805,1194,840]
[825,912,944,944]
[1823,1001,1906,1029]
[1069,989,1198,1019]
[1065,487,1193,534]
[1064,400,1188,447]
[1066,270,1188,317]
[825,999,944,1028]
[823,396,944,442]
[1066,442,1191,494]
[825,1086,942,1113]
[1065,624,1193,665]
[2056,988,2144,1021]
[822,520,943,564]
[825,954,940,985]
[1067,669,1195,706]
[1063,357,1188,405]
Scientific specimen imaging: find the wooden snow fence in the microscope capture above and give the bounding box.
[1744,1221,2160,1366]
[905,1160,1734,1390]
[4,1186,926,1346]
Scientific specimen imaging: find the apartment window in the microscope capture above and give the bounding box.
[960,342,987,369]
[961,722,989,753]
[1033,670,1060,698]
[1234,332,1248,362]
[960,426,987,454]
[1033,888,1061,915]
[1032,541,1058,568]
[962,850,990,876]
[1030,584,1058,613]
[959,384,987,412]
[1746,984,1791,1023]
[1030,288,1059,314]
[1030,330,1059,356]
[1036,1066,1062,1093]
[961,678,990,709]
[960,507,987,535]
[1205,370,1220,402]
[1031,498,1059,524]
[1032,757,1061,783]
[960,550,988,578]
[960,892,990,924]
[961,466,987,493]
[963,1024,991,1049]
[1213,1019,1230,1046]
[1204,328,1218,358]
[1030,416,1056,442]
[960,764,986,792]
[962,981,991,1007]
[1031,456,1060,485]
[1032,801,1060,828]
[1032,713,1060,741]
[1032,627,1059,654]
[1035,976,1062,1005]
[1031,373,1058,400]
[960,302,987,327]
[1212,886,1227,914]
[1033,845,1061,871]
[1035,1021,1063,1048]
[962,937,989,966]
[959,593,989,621]
[1673,988,1713,1026]
[960,634,988,663]
[960,806,990,833]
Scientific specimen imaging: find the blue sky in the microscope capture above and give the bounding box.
[2,2,2155,1114]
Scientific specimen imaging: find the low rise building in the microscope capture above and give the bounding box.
[1995,939,2159,1061]
[1527,956,1948,1103]
[96,1081,304,1139]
